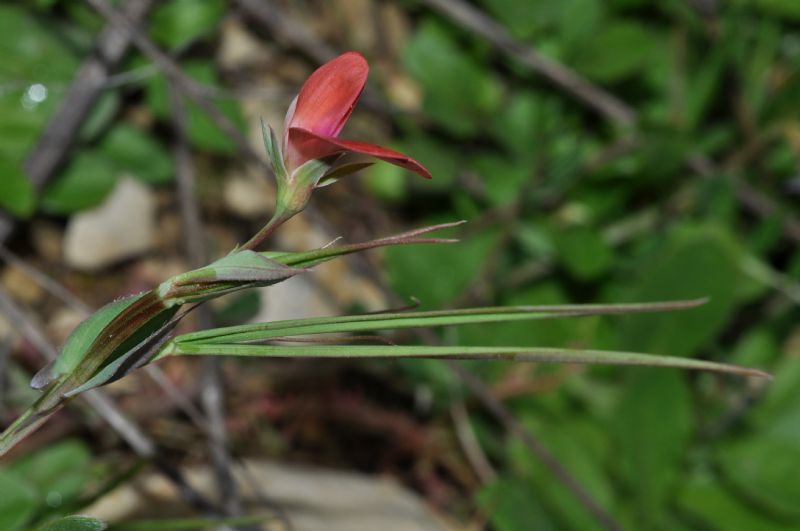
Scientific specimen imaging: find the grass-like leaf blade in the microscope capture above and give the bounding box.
[167,343,768,378]
[171,299,709,347]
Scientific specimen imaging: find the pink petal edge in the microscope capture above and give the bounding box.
[288,127,432,179]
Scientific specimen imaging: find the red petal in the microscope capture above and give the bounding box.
[288,52,368,139]
[289,127,432,179]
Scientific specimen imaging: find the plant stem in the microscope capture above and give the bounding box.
[0,386,64,457]
[239,209,292,252]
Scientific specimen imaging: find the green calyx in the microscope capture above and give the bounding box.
[261,119,333,218]
[261,119,287,181]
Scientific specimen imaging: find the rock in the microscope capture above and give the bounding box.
[1,264,43,305]
[31,221,63,263]
[85,459,461,531]
[253,275,338,323]
[385,71,422,111]
[47,307,87,345]
[64,177,157,271]
[333,0,377,51]
[380,2,412,57]
[223,172,274,219]
[218,18,274,71]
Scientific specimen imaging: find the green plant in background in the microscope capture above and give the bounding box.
[0,52,766,459]
[384,3,800,530]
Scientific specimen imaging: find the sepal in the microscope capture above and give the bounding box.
[261,119,287,181]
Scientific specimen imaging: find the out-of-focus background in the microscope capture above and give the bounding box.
[0,0,798,530]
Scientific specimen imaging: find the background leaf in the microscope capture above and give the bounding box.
[40,152,117,214]
[150,0,224,50]
[99,124,174,185]
[0,155,35,217]
[612,370,691,528]
[620,225,741,357]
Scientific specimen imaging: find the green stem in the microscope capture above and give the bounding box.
[0,384,66,458]
[263,220,464,268]
[239,208,293,252]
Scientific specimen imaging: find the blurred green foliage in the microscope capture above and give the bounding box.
[0,2,243,216]
[0,440,97,529]
[0,0,797,530]
[385,1,799,530]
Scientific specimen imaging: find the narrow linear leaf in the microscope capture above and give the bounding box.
[0,398,64,457]
[167,343,768,378]
[173,299,708,346]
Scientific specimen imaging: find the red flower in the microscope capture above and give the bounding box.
[246,52,433,250]
[281,51,431,179]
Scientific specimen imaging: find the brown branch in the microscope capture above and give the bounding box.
[0,246,93,316]
[26,0,155,190]
[2,214,293,526]
[0,245,219,435]
[734,180,800,245]
[0,339,9,415]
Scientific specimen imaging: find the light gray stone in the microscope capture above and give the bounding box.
[64,177,157,271]
[86,459,461,531]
